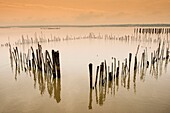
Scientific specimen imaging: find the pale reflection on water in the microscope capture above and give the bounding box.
[0,27,170,113]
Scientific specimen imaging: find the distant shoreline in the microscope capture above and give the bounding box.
[0,24,170,28]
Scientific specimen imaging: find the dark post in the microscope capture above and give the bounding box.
[20,52,23,70]
[114,58,116,75]
[44,50,48,73]
[36,49,39,69]
[129,53,132,72]
[104,60,107,82]
[89,63,93,89]
[134,56,137,70]
[166,47,169,60]
[125,58,127,74]
[111,57,113,75]
[55,51,61,78]
[95,66,99,87]
[116,67,119,78]
[38,44,42,71]
[109,72,112,81]
[121,62,124,76]
[29,60,31,70]
[101,62,104,85]
[52,50,56,78]
[31,47,36,70]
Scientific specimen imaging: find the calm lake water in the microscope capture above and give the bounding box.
[0,27,170,113]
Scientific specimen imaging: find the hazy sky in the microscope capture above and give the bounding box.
[0,0,170,26]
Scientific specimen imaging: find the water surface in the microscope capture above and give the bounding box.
[0,27,170,113]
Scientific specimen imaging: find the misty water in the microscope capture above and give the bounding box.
[0,27,170,113]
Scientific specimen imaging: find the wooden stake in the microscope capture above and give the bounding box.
[89,63,93,89]
[104,60,107,82]
[95,66,99,87]
[116,67,119,78]
[109,72,112,81]
[55,51,61,78]
[134,56,137,71]
[52,50,56,78]
[128,53,132,72]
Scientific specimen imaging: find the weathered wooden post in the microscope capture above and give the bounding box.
[116,67,119,91]
[161,41,165,59]
[89,63,93,89]
[9,44,12,59]
[111,57,113,75]
[52,50,56,78]
[26,49,30,68]
[116,67,119,78]
[44,50,47,73]
[99,62,104,86]
[121,62,124,76]
[128,53,132,72]
[12,51,17,67]
[38,44,42,71]
[23,53,27,71]
[114,58,116,75]
[31,47,36,70]
[36,49,39,69]
[95,66,99,87]
[146,61,149,68]
[125,58,127,74]
[55,51,61,78]
[13,47,17,67]
[41,52,45,71]
[46,50,53,74]
[29,60,31,70]
[101,62,104,85]
[134,56,137,71]
[16,47,20,61]
[16,47,21,72]
[104,60,107,82]
[20,52,23,70]
[109,72,112,81]
[166,47,169,60]
[142,52,145,68]
[118,60,120,69]
[150,52,153,71]
[157,41,161,59]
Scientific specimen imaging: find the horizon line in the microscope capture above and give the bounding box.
[0,23,170,28]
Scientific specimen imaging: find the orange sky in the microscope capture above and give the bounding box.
[0,0,170,26]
